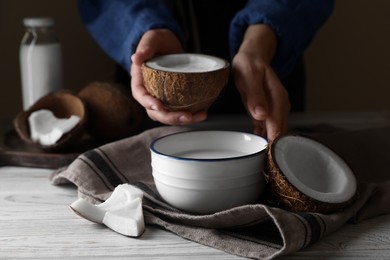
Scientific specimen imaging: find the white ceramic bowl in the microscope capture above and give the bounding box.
[150,130,268,214]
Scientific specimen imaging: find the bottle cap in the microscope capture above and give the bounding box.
[23,17,55,27]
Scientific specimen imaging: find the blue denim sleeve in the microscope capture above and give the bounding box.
[229,0,335,78]
[78,0,183,72]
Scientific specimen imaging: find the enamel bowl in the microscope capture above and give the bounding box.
[150,130,268,214]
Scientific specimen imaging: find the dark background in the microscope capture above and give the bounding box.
[1,0,390,120]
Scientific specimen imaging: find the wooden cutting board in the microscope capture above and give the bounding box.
[0,126,102,169]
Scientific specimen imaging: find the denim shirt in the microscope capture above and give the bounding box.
[78,0,334,78]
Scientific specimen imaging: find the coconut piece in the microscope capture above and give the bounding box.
[102,197,144,237]
[141,53,229,113]
[70,197,106,224]
[13,90,87,152]
[78,81,143,141]
[70,184,145,237]
[96,184,144,212]
[29,109,80,146]
[265,135,357,213]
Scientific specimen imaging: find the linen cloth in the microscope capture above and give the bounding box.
[50,125,390,259]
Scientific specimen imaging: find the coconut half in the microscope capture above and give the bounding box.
[141,53,229,113]
[265,135,357,213]
[14,90,87,152]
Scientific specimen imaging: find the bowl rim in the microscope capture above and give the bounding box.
[150,130,268,162]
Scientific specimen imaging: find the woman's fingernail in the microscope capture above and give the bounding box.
[254,106,263,115]
[254,106,267,118]
[150,105,157,111]
[179,115,190,123]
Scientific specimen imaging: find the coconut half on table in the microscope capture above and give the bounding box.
[141,53,229,113]
[14,90,87,152]
[265,135,357,214]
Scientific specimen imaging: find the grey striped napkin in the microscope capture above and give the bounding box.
[50,125,390,259]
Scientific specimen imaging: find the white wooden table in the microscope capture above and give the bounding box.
[1,112,390,259]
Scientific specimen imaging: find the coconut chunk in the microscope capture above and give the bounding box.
[70,197,106,224]
[97,184,144,212]
[102,197,144,237]
[28,109,80,146]
[70,184,145,237]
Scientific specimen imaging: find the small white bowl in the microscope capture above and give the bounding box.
[150,130,268,214]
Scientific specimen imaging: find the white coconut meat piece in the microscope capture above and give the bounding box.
[102,197,145,237]
[145,53,227,73]
[70,198,106,224]
[97,184,144,212]
[70,184,145,237]
[273,136,357,204]
[28,109,80,146]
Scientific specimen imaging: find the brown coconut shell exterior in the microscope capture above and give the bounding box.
[78,81,143,140]
[264,135,356,214]
[13,90,87,152]
[141,61,229,113]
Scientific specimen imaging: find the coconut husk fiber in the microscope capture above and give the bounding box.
[78,81,143,141]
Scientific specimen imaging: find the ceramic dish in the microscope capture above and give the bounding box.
[150,130,268,214]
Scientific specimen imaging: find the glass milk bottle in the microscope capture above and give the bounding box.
[19,17,63,110]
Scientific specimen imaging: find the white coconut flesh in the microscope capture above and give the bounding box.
[144,53,227,73]
[273,136,357,204]
[70,184,145,237]
[28,109,80,146]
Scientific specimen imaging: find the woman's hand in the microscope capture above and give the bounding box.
[130,29,207,125]
[232,24,290,141]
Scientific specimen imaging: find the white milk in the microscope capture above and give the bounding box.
[20,43,63,110]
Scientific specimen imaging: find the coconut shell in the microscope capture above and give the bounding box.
[13,90,87,152]
[78,81,143,140]
[141,61,229,113]
[264,135,356,214]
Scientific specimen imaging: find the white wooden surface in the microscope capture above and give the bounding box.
[1,112,390,259]
[0,167,243,259]
[1,167,390,260]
